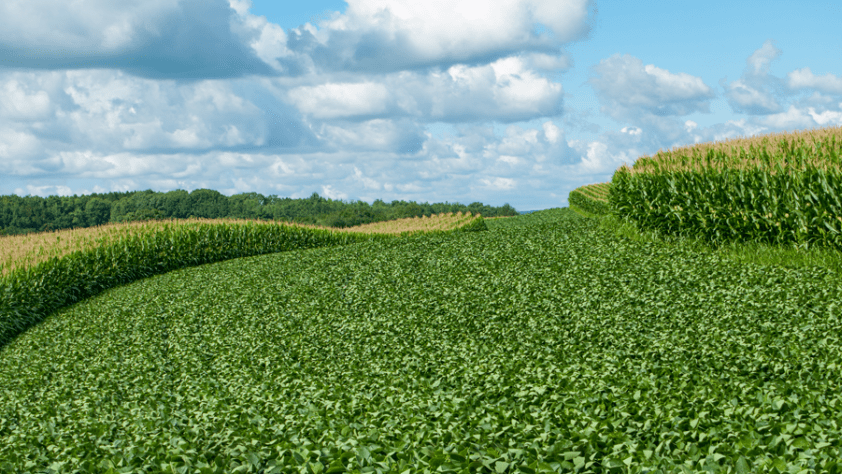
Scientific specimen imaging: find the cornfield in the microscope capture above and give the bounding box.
[610,125,842,249]
[629,125,842,174]
[0,212,481,277]
[0,214,486,349]
[568,182,611,215]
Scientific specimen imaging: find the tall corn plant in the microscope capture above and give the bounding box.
[610,138,842,250]
[0,222,383,349]
[569,185,611,216]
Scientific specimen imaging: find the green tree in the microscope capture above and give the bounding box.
[228,192,264,219]
[85,198,112,227]
[159,190,191,219]
[110,197,136,223]
[190,189,228,219]
[70,207,86,228]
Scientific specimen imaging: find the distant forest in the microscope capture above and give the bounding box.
[0,189,519,235]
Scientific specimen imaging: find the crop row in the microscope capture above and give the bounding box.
[568,183,610,216]
[1,209,840,472]
[630,125,842,175]
[0,215,486,350]
[0,212,482,277]
[607,128,842,249]
[610,162,842,249]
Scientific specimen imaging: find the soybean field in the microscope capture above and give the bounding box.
[1,209,841,473]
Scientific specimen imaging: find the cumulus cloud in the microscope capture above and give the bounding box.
[16,185,74,197]
[745,40,782,77]
[282,56,564,123]
[428,57,564,122]
[723,78,782,114]
[314,118,427,154]
[722,40,789,115]
[0,67,327,187]
[581,41,841,162]
[480,177,516,191]
[287,82,392,119]
[57,71,276,151]
[0,79,52,121]
[588,54,714,121]
[787,68,842,95]
[276,0,595,74]
[0,0,275,79]
[760,105,842,130]
[0,128,41,163]
[621,126,642,136]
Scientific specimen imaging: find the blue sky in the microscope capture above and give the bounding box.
[1,0,840,210]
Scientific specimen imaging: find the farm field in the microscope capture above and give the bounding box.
[0,212,479,277]
[1,208,842,473]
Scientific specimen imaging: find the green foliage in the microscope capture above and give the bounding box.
[84,198,112,227]
[113,208,167,223]
[633,132,842,174]
[610,164,842,250]
[0,222,390,350]
[2,209,841,472]
[569,183,611,216]
[0,190,519,235]
[189,188,229,219]
[457,215,488,232]
[610,133,842,251]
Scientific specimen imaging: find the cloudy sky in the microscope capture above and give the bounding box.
[1,0,840,210]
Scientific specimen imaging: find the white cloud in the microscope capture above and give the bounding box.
[0,128,41,161]
[588,54,714,120]
[353,167,381,190]
[315,118,426,153]
[722,41,792,116]
[746,40,782,77]
[396,183,423,193]
[19,185,74,197]
[542,121,561,143]
[0,0,179,52]
[0,79,52,121]
[579,141,614,173]
[621,126,642,136]
[0,0,274,79]
[480,177,516,191]
[764,108,814,130]
[497,155,520,165]
[807,107,842,126]
[282,56,564,123]
[51,70,270,151]
[287,82,391,119]
[491,57,562,113]
[762,105,842,130]
[321,184,347,200]
[428,57,564,122]
[308,0,594,71]
[724,79,781,114]
[787,68,842,94]
[228,0,251,17]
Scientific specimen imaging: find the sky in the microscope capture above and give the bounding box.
[1,0,841,211]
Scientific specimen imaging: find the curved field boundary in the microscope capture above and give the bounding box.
[568,182,611,216]
[0,214,486,350]
[1,212,482,277]
[611,126,842,249]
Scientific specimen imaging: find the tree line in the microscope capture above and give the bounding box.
[0,189,519,235]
